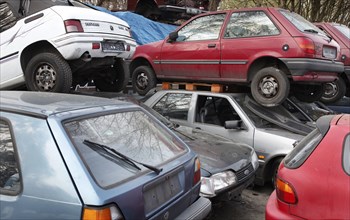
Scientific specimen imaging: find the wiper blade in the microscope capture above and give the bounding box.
[304,29,318,34]
[83,140,162,175]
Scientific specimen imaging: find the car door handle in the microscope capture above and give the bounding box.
[195,127,201,130]
[208,43,216,48]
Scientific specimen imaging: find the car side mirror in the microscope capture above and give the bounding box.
[224,120,245,130]
[168,31,178,42]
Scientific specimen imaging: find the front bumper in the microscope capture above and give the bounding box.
[175,197,212,220]
[280,58,344,82]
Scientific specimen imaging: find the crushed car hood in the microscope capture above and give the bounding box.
[174,126,253,176]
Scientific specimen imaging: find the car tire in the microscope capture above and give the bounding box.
[271,158,283,188]
[251,67,290,107]
[320,78,346,104]
[132,65,157,96]
[25,52,72,93]
[293,84,324,103]
[94,59,129,92]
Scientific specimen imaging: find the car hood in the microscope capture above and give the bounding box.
[174,126,253,176]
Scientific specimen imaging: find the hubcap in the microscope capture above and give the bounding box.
[259,76,278,97]
[323,82,338,98]
[136,72,148,89]
[35,64,56,91]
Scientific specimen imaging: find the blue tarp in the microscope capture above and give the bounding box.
[94,6,177,45]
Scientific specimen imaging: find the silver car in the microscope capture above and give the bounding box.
[0,91,211,220]
[145,90,314,186]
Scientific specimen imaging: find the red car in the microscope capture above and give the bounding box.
[130,7,344,107]
[265,114,350,219]
[315,22,350,103]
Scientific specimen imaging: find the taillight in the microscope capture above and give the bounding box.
[275,177,297,204]
[193,158,201,185]
[294,37,315,55]
[64,20,84,33]
[82,205,124,220]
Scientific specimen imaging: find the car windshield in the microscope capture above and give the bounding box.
[279,10,327,37]
[333,24,350,39]
[64,110,186,188]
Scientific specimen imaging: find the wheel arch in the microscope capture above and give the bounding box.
[20,41,60,74]
[129,57,154,76]
[247,56,291,82]
[263,155,285,182]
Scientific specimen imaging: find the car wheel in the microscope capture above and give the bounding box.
[25,52,72,93]
[251,67,290,107]
[132,66,156,96]
[320,78,346,104]
[293,84,324,103]
[94,60,129,92]
[271,158,283,188]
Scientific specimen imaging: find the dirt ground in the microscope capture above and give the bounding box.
[205,185,274,220]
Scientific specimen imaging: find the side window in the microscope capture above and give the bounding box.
[224,11,279,38]
[153,93,192,120]
[343,134,350,175]
[0,119,21,194]
[0,2,17,33]
[177,13,226,42]
[196,96,240,126]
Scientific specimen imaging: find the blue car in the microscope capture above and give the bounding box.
[0,91,211,220]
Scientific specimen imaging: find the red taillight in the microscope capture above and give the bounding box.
[64,20,84,33]
[92,43,100,50]
[294,37,315,55]
[193,158,201,185]
[275,177,297,204]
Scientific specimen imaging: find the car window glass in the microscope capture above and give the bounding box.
[333,24,350,39]
[153,93,192,120]
[0,2,17,33]
[65,110,186,188]
[195,95,240,126]
[0,120,21,194]
[224,11,279,38]
[176,13,226,41]
[284,128,323,169]
[279,10,326,37]
[343,134,350,175]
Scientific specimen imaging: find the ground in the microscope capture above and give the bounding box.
[205,185,274,220]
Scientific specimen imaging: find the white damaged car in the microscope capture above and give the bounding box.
[0,0,136,92]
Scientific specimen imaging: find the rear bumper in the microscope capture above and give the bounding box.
[265,191,303,220]
[175,197,212,220]
[280,58,344,81]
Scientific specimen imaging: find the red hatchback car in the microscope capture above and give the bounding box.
[265,114,350,219]
[315,23,350,103]
[130,7,344,107]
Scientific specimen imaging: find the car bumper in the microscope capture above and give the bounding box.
[175,197,212,220]
[265,191,303,220]
[52,33,136,60]
[280,58,344,82]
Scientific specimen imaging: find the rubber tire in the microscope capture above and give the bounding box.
[293,84,324,103]
[320,78,347,104]
[94,60,129,92]
[132,65,157,96]
[271,158,283,188]
[25,52,72,93]
[251,67,290,107]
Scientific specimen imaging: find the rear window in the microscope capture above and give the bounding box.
[284,128,323,169]
[343,134,350,175]
[279,10,326,37]
[333,24,350,40]
[64,110,186,188]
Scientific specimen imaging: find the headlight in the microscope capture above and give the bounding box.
[251,150,259,170]
[200,171,237,197]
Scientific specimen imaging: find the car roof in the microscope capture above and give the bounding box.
[0,91,134,118]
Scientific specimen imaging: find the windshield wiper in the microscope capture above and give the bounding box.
[83,140,162,175]
[304,29,318,34]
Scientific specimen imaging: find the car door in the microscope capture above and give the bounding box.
[159,13,226,79]
[190,94,255,147]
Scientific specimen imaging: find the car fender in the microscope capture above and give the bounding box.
[130,40,164,73]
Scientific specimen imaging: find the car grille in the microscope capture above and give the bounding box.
[236,163,254,183]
